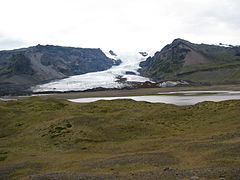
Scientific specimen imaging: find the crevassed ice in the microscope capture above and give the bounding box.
[32,50,152,92]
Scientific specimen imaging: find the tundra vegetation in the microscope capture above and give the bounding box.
[0,96,240,179]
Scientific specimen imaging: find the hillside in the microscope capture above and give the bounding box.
[0,97,240,179]
[0,45,120,95]
[140,39,240,84]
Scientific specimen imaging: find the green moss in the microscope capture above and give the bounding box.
[0,156,7,161]
[1,97,240,179]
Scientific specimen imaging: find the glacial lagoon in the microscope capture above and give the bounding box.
[69,91,240,106]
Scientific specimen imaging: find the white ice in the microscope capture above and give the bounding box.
[32,50,152,92]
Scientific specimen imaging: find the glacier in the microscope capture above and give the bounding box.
[32,50,153,92]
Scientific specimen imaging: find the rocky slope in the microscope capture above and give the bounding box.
[140,39,240,85]
[0,45,119,95]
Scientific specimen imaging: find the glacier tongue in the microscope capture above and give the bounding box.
[32,51,152,92]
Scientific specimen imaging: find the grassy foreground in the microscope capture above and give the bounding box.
[0,97,240,180]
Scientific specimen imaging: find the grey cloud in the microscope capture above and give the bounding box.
[0,34,27,50]
[200,1,240,28]
[172,0,240,36]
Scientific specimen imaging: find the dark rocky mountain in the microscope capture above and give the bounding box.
[0,45,119,95]
[140,39,240,85]
[139,52,148,57]
[109,50,117,56]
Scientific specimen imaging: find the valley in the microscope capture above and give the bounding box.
[1,39,240,180]
[2,0,240,179]
[1,39,240,96]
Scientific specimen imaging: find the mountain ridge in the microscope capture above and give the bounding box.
[139,39,240,84]
[0,44,120,95]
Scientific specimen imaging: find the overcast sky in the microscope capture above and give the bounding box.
[0,0,240,51]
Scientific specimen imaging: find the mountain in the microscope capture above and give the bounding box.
[139,39,240,85]
[139,52,148,57]
[0,45,119,95]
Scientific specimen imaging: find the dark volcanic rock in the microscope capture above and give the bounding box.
[109,50,117,56]
[115,75,127,83]
[139,52,148,57]
[0,45,117,95]
[130,81,158,89]
[112,59,122,66]
[3,54,35,75]
[125,71,136,75]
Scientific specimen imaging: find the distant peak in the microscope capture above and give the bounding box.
[109,50,117,56]
[139,52,148,57]
[34,44,51,49]
[35,44,44,48]
[172,38,191,44]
